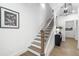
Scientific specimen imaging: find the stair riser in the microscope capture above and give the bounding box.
[37,35,49,37]
[32,44,41,49]
[34,40,41,43]
[35,37,48,40]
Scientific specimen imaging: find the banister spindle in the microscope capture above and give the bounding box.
[40,30,45,56]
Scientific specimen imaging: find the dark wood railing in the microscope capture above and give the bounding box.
[40,30,45,56]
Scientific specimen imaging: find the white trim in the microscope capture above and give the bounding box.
[10,49,28,56]
[31,44,41,49]
[34,39,41,43]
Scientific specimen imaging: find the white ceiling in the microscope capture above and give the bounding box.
[49,3,79,16]
[49,3,79,10]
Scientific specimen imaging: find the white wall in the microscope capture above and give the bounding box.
[45,4,53,20]
[77,8,79,48]
[40,4,53,30]
[57,14,78,27]
[0,3,49,56]
[77,20,79,48]
[65,20,75,38]
[75,20,78,40]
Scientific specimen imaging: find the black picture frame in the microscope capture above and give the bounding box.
[0,6,19,29]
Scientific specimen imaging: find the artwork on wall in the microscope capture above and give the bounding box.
[0,7,19,29]
[65,27,73,31]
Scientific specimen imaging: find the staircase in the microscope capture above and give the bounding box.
[20,18,54,56]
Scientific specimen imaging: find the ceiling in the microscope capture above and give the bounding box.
[49,3,79,16]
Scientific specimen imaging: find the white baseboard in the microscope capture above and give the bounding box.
[10,49,28,56]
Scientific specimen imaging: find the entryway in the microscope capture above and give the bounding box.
[50,20,79,56]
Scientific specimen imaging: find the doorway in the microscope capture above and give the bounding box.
[65,20,78,49]
[65,20,75,38]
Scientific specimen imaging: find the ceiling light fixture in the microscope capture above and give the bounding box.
[40,3,45,8]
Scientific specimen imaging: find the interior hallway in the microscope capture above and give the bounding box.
[50,38,79,56]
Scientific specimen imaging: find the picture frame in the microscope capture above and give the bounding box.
[65,27,73,31]
[0,7,19,29]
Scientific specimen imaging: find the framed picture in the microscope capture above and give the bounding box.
[65,27,73,31]
[0,7,19,29]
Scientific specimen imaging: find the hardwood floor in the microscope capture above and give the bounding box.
[50,38,79,56]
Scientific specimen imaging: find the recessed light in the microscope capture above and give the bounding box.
[40,3,45,8]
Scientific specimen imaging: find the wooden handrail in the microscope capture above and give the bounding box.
[40,30,45,56]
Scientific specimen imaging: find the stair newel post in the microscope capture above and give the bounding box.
[40,30,45,56]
